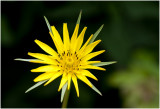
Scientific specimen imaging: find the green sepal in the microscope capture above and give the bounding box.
[14,58,37,62]
[89,81,102,96]
[89,24,104,44]
[25,80,48,93]
[61,82,68,102]
[91,61,117,67]
[44,16,53,34]
[76,10,82,25]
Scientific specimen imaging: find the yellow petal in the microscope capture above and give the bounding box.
[72,74,79,97]
[77,34,93,56]
[49,32,63,54]
[70,24,79,53]
[76,73,92,88]
[81,50,105,62]
[79,65,106,71]
[51,26,64,48]
[58,73,68,91]
[34,72,55,82]
[67,73,72,90]
[44,71,62,86]
[78,70,98,81]
[79,40,101,58]
[31,65,60,72]
[86,61,101,64]
[28,52,59,65]
[76,27,87,51]
[63,23,70,52]
[34,39,58,58]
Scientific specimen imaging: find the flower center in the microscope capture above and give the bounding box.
[67,57,74,64]
[58,51,80,73]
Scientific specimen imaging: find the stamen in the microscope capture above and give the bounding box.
[62,52,65,56]
[55,59,60,63]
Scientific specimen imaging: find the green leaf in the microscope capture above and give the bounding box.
[25,80,48,93]
[14,58,37,62]
[76,10,82,25]
[89,81,102,96]
[88,24,104,44]
[61,82,68,102]
[91,61,117,67]
[44,16,53,34]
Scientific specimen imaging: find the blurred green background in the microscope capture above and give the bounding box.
[2,1,159,108]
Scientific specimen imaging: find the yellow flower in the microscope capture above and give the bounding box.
[15,12,116,99]
[28,23,105,97]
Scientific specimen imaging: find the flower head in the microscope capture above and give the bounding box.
[15,12,116,99]
[28,23,105,97]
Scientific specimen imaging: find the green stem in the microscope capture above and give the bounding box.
[62,88,70,108]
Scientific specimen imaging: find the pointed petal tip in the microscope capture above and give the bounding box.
[63,23,67,25]
[58,88,61,92]
[33,79,38,82]
[58,85,62,92]
[76,90,80,97]
[34,39,38,42]
[28,52,31,55]
[44,84,47,86]
[31,69,39,72]
[100,68,106,71]
[44,81,50,86]
[30,69,34,72]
